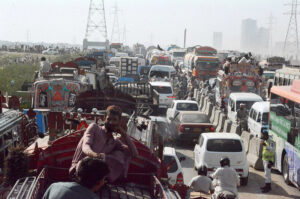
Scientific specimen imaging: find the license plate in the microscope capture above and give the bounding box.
[194,128,201,132]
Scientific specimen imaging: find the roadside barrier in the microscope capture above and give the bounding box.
[216,113,226,132]
[199,95,204,109]
[212,110,221,127]
[223,119,232,133]
[205,102,212,116]
[193,89,198,99]
[196,90,201,102]
[209,106,216,123]
[229,123,240,135]
[241,131,253,154]
[201,97,209,112]
[247,136,264,170]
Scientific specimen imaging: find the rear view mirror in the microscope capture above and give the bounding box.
[179,157,186,162]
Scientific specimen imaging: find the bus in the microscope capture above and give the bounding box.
[274,65,300,86]
[269,79,300,187]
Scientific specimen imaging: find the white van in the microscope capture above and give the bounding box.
[148,65,176,82]
[149,81,175,108]
[248,102,269,138]
[227,92,263,123]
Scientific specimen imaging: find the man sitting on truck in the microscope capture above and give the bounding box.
[43,157,109,199]
[69,105,138,183]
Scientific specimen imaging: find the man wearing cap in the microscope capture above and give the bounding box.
[236,103,248,131]
[260,131,274,193]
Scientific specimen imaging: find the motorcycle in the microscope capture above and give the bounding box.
[212,190,237,199]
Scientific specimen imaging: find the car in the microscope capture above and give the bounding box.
[194,133,249,185]
[42,48,59,55]
[169,111,214,143]
[163,147,185,185]
[149,81,175,109]
[166,100,199,123]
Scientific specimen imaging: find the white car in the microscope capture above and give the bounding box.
[194,133,249,185]
[42,48,59,55]
[166,100,199,123]
[163,147,185,185]
[150,81,175,109]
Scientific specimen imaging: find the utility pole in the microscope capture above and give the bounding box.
[283,0,299,60]
[111,1,121,43]
[184,28,187,48]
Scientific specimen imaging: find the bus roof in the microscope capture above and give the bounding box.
[271,79,300,104]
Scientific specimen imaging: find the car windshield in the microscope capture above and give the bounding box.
[176,103,198,111]
[152,86,172,94]
[181,114,209,123]
[236,100,258,110]
[163,155,178,173]
[207,139,242,152]
[262,112,269,125]
[150,70,169,78]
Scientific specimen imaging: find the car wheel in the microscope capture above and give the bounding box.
[283,154,291,185]
[240,176,248,186]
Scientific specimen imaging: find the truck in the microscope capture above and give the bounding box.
[183,46,220,81]
[214,56,264,107]
[169,48,186,64]
[4,102,184,199]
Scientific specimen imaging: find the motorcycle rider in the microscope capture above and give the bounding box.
[236,103,248,131]
[211,157,240,199]
[188,165,214,195]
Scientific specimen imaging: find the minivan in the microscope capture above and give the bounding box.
[148,65,176,81]
[248,101,270,138]
[149,81,175,108]
[227,92,263,123]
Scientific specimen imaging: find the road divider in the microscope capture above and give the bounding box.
[241,131,253,154]
[212,110,221,128]
[223,119,232,133]
[209,106,216,123]
[247,136,264,170]
[216,113,226,132]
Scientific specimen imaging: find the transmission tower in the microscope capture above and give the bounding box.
[111,2,121,43]
[85,0,108,42]
[283,0,300,59]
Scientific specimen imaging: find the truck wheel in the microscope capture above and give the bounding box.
[283,154,291,185]
[240,176,248,186]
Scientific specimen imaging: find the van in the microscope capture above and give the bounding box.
[148,65,176,81]
[248,102,269,138]
[227,92,263,123]
[149,81,175,108]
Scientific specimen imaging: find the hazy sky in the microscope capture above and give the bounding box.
[0,0,292,50]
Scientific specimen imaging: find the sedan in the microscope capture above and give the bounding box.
[169,111,214,143]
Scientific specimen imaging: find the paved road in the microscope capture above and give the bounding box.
[175,145,300,199]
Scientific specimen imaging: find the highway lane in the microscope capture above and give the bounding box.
[174,145,300,199]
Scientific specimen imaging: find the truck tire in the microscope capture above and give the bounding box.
[283,154,291,185]
[240,177,248,186]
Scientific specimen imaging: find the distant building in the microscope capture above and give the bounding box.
[257,27,269,54]
[241,18,258,52]
[213,32,223,50]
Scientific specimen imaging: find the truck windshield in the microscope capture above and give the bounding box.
[173,52,185,57]
[207,139,242,152]
[152,86,172,94]
[196,61,219,70]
